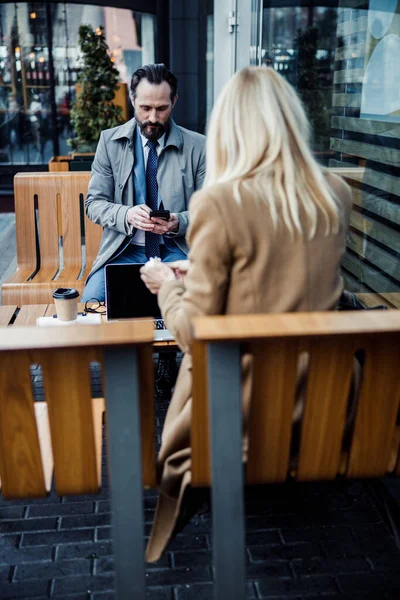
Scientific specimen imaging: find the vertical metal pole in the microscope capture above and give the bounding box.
[104,346,145,600]
[208,342,245,600]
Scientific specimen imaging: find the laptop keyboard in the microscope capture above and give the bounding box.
[154,318,167,330]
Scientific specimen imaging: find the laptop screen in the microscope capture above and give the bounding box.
[105,263,162,320]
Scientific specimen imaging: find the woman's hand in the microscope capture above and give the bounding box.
[140,259,176,294]
[168,260,190,285]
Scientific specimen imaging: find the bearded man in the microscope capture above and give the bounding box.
[82,64,205,397]
[82,63,205,302]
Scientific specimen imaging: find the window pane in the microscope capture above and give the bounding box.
[252,0,400,302]
[0,3,156,165]
[53,5,156,157]
[0,3,53,164]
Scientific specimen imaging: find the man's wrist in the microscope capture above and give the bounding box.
[166,213,180,236]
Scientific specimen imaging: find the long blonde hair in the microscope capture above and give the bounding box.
[204,67,340,239]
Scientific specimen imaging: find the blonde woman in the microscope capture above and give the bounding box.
[141,66,353,562]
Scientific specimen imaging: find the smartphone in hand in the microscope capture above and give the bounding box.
[150,210,170,221]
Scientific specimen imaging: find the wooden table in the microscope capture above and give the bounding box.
[0,304,178,350]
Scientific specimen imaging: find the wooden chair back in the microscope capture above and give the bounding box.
[2,172,102,305]
[0,321,155,499]
[191,311,400,487]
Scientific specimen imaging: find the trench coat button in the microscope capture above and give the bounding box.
[119,183,123,189]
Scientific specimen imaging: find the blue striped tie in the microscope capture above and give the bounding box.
[145,139,160,259]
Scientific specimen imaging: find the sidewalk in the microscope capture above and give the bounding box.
[0,368,399,599]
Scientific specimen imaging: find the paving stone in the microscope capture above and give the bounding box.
[366,552,400,571]
[246,560,292,579]
[0,564,11,580]
[0,506,25,520]
[311,507,382,526]
[60,513,110,529]
[92,590,173,600]
[245,530,282,546]
[281,525,354,544]
[172,550,211,568]
[21,529,94,547]
[0,543,52,566]
[256,574,338,597]
[248,543,322,562]
[174,582,256,599]
[14,558,90,581]
[145,566,210,586]
[0,579,49,598]
[27,502,95,517]
[292,556,371,576]
[322,535,397,558]
[52,574,115,595]
[338,572,388,593]
[0,517,57,533]
[56,541,113,561]
[94,554,170,574]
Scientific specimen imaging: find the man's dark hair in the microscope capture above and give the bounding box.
[130,64,178,102]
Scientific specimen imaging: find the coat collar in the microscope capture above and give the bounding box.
[110,117,183,150]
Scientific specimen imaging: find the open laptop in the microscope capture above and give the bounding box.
[105,263,175,342]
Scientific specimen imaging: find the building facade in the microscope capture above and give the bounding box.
[0,0,399,297]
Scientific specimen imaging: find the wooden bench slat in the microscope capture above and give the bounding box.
[0,353,47,499]
[247,340,299,484]
[13,305,48,326]
[2,173,101,305]
[193,311,400,341]
[192,342,210,486]
[92,397,105,483]
[37,181,60,270]
[13,176,38,274]
[0,306,17,326]
[38,347,100,495]
[297,337,355,481]
[348,336,400,477]
[85,215,103,271]
[61,176,87,268]
[26,267,60,284]
[34,402,54,492]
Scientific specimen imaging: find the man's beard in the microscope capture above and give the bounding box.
[136,116,170,141]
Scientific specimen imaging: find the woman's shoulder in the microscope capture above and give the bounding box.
[190,181,237,213]
[323,169,353,211]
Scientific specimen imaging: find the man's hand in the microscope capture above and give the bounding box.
[151,213,179,235]
[126,205,155,231]
[140,260,176,294]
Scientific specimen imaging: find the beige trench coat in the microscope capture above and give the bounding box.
[146,173,353,562]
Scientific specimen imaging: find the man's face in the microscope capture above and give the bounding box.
[132,79,177,141]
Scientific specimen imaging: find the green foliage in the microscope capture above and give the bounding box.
[68,25,124,152]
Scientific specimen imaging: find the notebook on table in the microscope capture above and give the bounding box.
[104,263,175,342]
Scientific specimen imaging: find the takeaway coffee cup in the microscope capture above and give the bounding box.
[52,288,80,322]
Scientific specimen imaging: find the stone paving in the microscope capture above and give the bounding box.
[0,366,400,599]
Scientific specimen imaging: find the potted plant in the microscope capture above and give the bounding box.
[49,24,127,172]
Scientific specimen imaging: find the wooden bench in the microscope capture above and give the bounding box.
[0,320,155,599]
[4,168,399,309]
[1,172,102,305]
[191,311,400,599]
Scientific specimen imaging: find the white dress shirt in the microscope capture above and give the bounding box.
[131,131,166,246]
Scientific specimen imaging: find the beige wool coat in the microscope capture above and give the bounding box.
[146,172,353,562]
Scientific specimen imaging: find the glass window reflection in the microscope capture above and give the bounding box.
[0,3,156,165]
[251,0,400,302]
